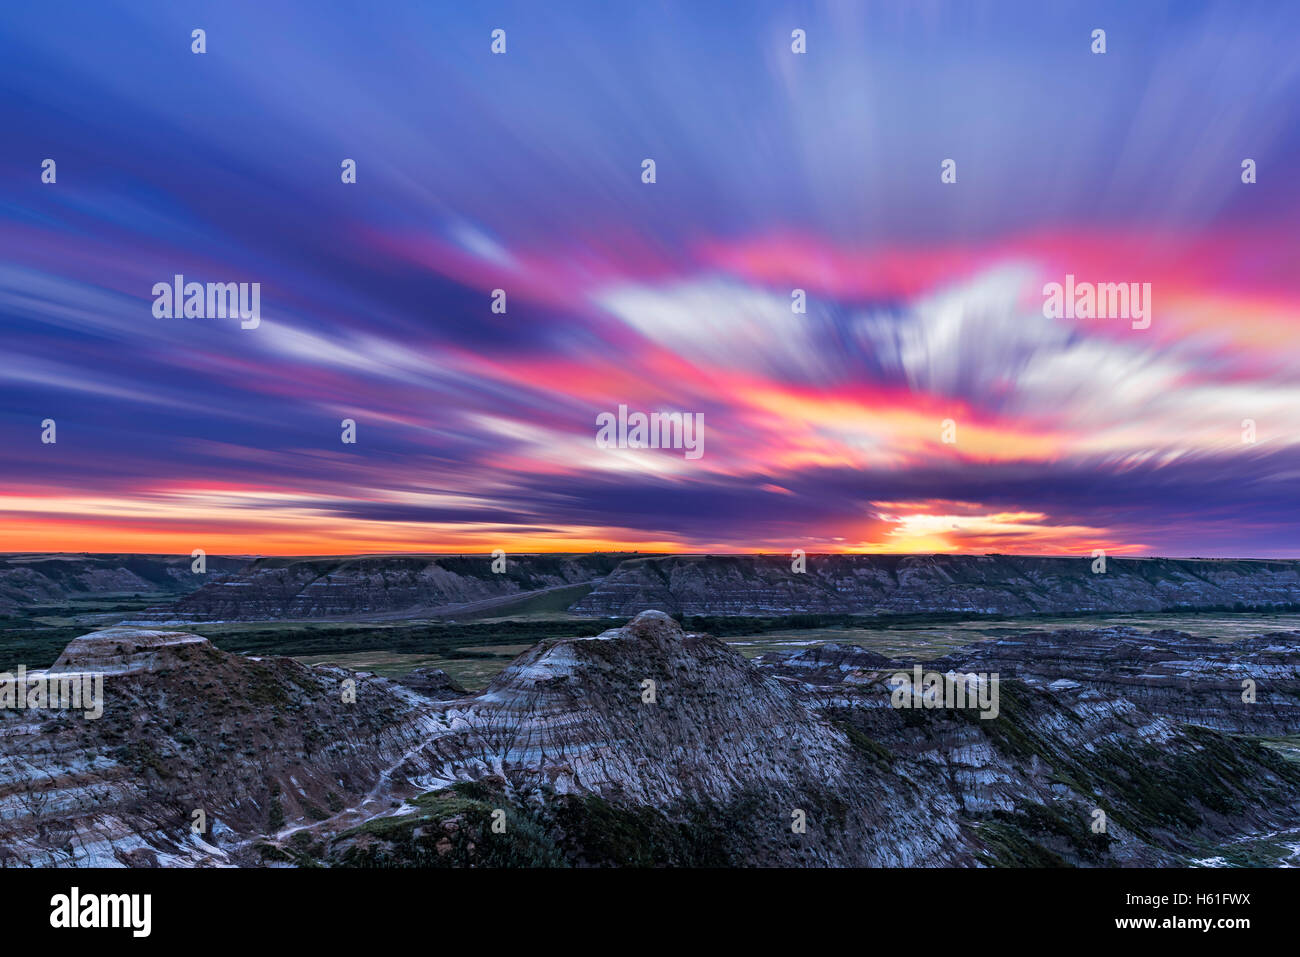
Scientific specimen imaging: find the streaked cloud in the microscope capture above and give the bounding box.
[1,1,1298,556]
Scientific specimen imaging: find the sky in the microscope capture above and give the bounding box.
[2,0,1299,557]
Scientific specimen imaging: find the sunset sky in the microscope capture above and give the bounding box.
[2,1,1299,557]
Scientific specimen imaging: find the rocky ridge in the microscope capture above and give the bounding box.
[0,554,250,615]
[167,554,624,621]
[36,553,1300,623]
[570,554,1300,617]
[0,626,445,866]
[924,626,1300,735]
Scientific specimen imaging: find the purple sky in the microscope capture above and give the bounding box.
[2,1,1299,556]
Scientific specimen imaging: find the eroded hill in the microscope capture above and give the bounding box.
[3,612,1297,867]
[153,553,1300,622]
[572,554,1300,617]
[0,553,251,615]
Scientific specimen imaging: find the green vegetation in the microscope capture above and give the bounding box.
[440,582,598,621]
[1192,829,1300,867]
[200,618,628,689]
[1254,734,1300,763]
[268,781,285,831]
[972,803,1111,867]
[545,792,750,867]
[332,782,567,868]
[832,718,896,766]
[114,741,176,780]
[5,596,1299,687]
[683,607,1300,639]
[325,781,769,868]
[954,684,1300,851]
[199,618,622,658]
[0,616,98,669]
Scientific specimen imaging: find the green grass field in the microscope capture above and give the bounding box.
[5,603,1299,693]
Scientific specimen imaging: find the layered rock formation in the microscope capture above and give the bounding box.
[4,613,1297,867]
[167,554,624,621]
[396,610,964,866]
[0,626,445,866]
[0,553,250,614]
[570,554,1300,617]
[924,626,1300,735]
[48,552,1300,623]
[393,667,470,701]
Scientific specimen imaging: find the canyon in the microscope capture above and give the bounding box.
[135,553,1300,622]
[1,611,1296,867]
